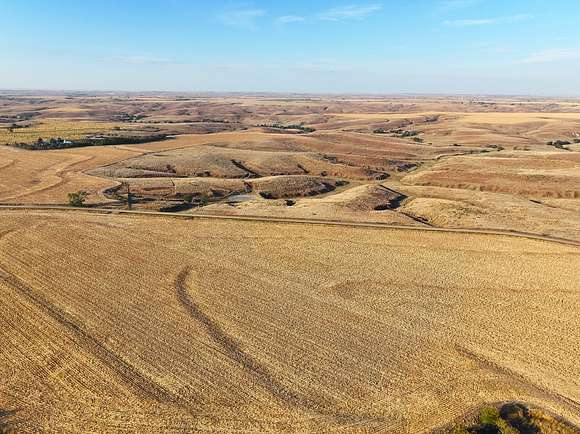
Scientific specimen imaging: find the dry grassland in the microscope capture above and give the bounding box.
[394,183,580,241]
[202,183,419,225]
[90,144,386,180]
[0,210,578,433]
[0,134,226,204]
[325,111,580,149]
[401,152,580,198]
[1,94,580,244]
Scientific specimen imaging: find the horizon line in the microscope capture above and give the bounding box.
[1,88,580,99]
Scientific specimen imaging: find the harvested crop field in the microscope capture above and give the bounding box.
[0,209,578,432]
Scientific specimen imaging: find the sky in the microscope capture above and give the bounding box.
[1,0,580,95]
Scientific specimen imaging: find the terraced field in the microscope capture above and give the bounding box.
[0,209,578,432]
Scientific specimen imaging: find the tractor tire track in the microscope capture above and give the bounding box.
[0,158,16,171]
[0,229,16,241]
[0,265,186,408]
[456,345,580,412]
[175,267,311,407]
[174,266,380,426]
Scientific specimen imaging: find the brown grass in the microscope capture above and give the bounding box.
[402,152,580,199]
[0,94,579,238]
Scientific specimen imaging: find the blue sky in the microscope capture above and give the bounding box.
[1,0,579,95]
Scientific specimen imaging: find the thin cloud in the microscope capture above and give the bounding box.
[445,18,493,26]
[517,48,580,64]
[104,56,180,65]
[218,8,265,29]
[318,4,382,21]
[276,15,305,23]
[444,14,533,27]
[438,0,480,10]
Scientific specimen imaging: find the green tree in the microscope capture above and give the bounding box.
[68,191,88,207]
[479,407,500,425]
[199,195,209,206]
[496,419,518,434]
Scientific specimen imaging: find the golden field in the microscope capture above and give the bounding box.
[1,93,580,432]
[0,209,578,432]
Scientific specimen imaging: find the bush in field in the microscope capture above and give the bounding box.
[257,123,315,133]
[451,428,470,434]
[452,404,573,434]
[547,139,571,150]
[68,191,88,207]
[258,191,274,199]
[495,419,518,434]
[479,407,500,425]
[477,407,518,433]
[182,193,195,204]
[198,195,209,206]
[180,193,208,206]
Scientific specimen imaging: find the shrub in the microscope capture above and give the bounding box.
[451,428,470,434]
[547,139,571,149]
[487,144,504,151]
[118,182,134,209]
[68,191,88,207]
[479,407,500,425]
[257,123,315,133]
[496,419,518,434]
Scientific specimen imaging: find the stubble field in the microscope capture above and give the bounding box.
[0,209,578,432]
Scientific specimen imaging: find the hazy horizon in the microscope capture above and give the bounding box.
[2,0,580,96]
[3,89,580,99]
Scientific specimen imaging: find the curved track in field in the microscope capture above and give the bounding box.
[174,266,380,427]
[0,264,184,407]
[0,207,578,432]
